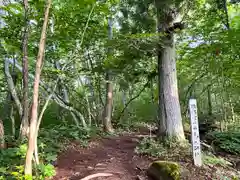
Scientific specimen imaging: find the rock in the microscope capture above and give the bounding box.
[147,161,180,180]
[180,167,190,179]
[235,161,240,171]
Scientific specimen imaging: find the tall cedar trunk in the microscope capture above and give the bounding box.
[156,4,185,141]
[157,34,185,141]
[103,18,114,133]
[24,0,51,175]
[20,0,29,138]
[157,46,166,135]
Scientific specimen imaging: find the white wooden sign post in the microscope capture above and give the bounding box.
[189,99,202,167]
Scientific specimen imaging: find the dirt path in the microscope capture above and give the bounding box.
[53,133,151,180]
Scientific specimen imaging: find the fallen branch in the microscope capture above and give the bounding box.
[80,173,113,180]
[201,141,214,152]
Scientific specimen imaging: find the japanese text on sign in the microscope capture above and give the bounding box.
[189,99,202,167]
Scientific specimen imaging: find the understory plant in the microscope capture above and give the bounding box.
[0,124,96,179]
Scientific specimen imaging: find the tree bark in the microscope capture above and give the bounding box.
[157,35,185,141]
[156,3,185,142]
[4,59,23,118]
[10,105,15,137]
[103,17,114,133]
[24,0,51,175]
[0,119,5,149]
[207,87,212,116]
[103,71,114,132]
[20,0,30,138]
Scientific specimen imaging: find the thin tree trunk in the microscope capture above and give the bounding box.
[55,61,81,125]
[121,90,127,121]
[6,58,85,127]
[20,0,29,138]
[4,59,23,118]
[219,61,226,131]
[103,73,114,132]
[24,0,51,175]
[10,105,15,137]
[34,77,60,165]
[103,17,114,133]
[207,87,212,116]
[150,79,155,103]
[229,95,235,123]
[118,80,149,120]
[0,119,5,149]
[156,4,185,142]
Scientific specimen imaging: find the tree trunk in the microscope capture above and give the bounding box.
[24,0,51,175]
[103,18,114,133]
[156,4,185,142]
[0,119,5,149]
[10,105,15,137]
[207,87,212,116]
[55,61,82,126]
[157,35,185,141]
[4,59,23,118]
[20,0,29,138]
[228,95,235,123]
[121,91,127,121]
[6,58,86,127]
[103,71,114,133]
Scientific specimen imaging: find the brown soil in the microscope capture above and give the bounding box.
[53,130,240,180]
[53,132,151,180]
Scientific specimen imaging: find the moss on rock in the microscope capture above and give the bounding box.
[147,161,180,180]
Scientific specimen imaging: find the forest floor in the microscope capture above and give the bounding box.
[53,128,240,180]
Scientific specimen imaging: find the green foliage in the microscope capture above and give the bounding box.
[203,152,232,167]
[36,164,56,179]
[208,131,240,154]
[113,89,157,128]
[135,136,191,158]
[135,137,167,157]
[0,0,240,178]
[0,124,97,179]
[0,144,55,179]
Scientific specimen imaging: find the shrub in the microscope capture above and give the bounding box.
[0,124,97,179]
[203,152,232,167]
[135,137,167,157]
[207,131,240,155]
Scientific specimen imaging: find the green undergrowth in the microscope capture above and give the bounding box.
[207,130,240,155]
[0,124,100,179]
[135,136,190,158]
[203,152,232,167]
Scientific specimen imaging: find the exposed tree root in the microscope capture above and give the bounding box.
[80,173,113,180]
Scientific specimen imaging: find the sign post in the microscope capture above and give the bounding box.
[189,99,202,167]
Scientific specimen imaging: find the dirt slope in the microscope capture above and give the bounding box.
[53,130,240,180]
[53,133,151,180]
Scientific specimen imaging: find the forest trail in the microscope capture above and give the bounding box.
[53,131,151,180]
